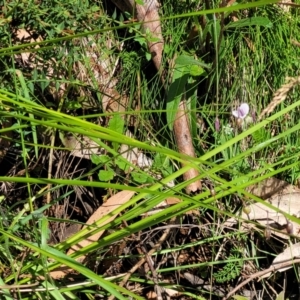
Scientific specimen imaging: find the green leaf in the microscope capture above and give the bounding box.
[226,17,272,29]
[15,70,39,159]
[65,100,81,109]
[153,153,167,168]
[98,170,115,181]
[189,64,204,77]
[166,55,208,129]
[91,154,111,165]
[166,63,189,130]
[131,172,148,183]
[175,54,210,69]
[145,52,151,61]
[115,157,130,172]
[109,115,124,151]
[39,216,50,247]
[108,114,124,134]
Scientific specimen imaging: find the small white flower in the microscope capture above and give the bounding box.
[223,124,233,135]
[232,103,249,119]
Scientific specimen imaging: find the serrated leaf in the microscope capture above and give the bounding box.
[162,166,172,177]
[98,170,115,181]
[226,17,272,29]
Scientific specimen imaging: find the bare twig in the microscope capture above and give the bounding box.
[223,258,300,300]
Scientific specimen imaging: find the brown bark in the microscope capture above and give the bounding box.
[173,100,202,193]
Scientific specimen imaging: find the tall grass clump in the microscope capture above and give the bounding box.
[0,0,300,299]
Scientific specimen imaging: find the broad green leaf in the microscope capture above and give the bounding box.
[109,114,124,151]
[166,55,206,130]
[98,170,115,181]
[226,16,272,29]
[175,54,210,69]
[189,64,205,77]
[131,171,148,183]
[166,62,189,130]
[108,114,124,134]
[91,154,102,165]
[91,154,111,165]
[115,156,130,172]
[145,51,151,61]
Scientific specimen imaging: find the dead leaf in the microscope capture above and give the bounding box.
[142,197,181,216]
[68,190,135,255]
[146,290,157,300]
[246,177,292,199]
[261,242,300,278]
[226,178,300,239]
[50,190,135,279]
[142,197,199,216]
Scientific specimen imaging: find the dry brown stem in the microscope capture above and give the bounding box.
[173,101,202,193]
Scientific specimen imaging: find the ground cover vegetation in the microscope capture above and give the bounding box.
[0,0,300,299]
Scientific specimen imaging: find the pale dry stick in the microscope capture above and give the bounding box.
[46,133,56,203]
[258,76,300,121]
[223,258,300,300]
[107,227,171,300]
[0,282,39,290]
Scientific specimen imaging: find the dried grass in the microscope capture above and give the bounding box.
[258,76,300,121]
